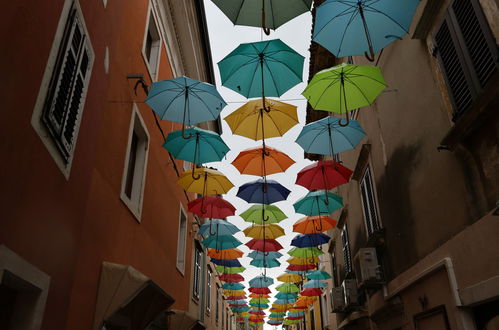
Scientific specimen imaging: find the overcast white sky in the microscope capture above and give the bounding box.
[203,0,313,327]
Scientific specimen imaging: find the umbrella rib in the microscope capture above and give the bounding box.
[363,4,410,33]
[233,0,246,24]
[313,3,357,37]
[189,90,220,118]
[336,9,361,55]
[310,77,341,108]
[343,75,379,104]
[265,57,303,83]
[263,59,282,97]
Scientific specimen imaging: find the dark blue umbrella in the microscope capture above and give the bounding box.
[291,233,330,248]
[211,258,242,267]
[237,179,291,204]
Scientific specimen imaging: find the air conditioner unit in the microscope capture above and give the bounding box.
[342,279,358,308]
[330,287,344,312]
[354,248,383,287]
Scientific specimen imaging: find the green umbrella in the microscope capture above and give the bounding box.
[218,39,304,99]
[240,204,287,224]
[288,247,324,258]
[212,0,312,35]
[302,63,387,125]
[216,265,246,274]
[275,283,299,293]
[293,190,343,216]
[250,298,271,304]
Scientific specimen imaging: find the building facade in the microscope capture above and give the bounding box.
[0,0,231,329]
[306,0,499,329]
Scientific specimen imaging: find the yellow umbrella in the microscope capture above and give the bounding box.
[287,256,320,265]
[177,168,233,195]
[249,293,271,299]
[273,304,293,309]
[224,289,246,297]
[277,273,303,283]
[224,99,298,141]
[243,224,285,239]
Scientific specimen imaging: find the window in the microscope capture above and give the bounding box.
[331,252,339,287]
[359,165,381,237]
[215,284,220,325]
[206,269,212,314]
[31,0,94,177]
[433,0,498,121]
[142,5,161,80]
[120,105,150,221]
[321,294,329,326]
[341,225,352,275]
[193,244,203,300]
[310,306,316,330]
[176,206,188,273]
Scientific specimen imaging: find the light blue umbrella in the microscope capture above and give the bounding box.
[202,235,242,250]
[199,219,239,237]
[250,258,281,268]
[145,76,227,137]
[223,282,246,290]
[313,0,419,60]
[288,312,305,317]
[303,280,328,289]
[249,275,274,288]
[228,300,248,305]
[274,299,296,305]
[296,116,366,156]
[248,251,283,260]
[275,292,298,300]
[294,190,343,216]
[163,127,229,166]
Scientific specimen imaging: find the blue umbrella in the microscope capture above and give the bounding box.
[250,303,269,308]
[222,282,246,290]
[202,235,242,250]
[237,179,291,204]
[313,0,419,60]
[288,312,306,317]
[232,306,250,312]
[227,299,247,305]
[211,258,242,268]
[295,116,366,156]
[275,292,298,300]
[199,219,239,237]
[274,299,296,305]
[145,76,227,138]
[303,280,328,289]
[249,275,274,288]
[250,258,281,268]
[294,190,343,216]
[291,233,330,248]
[248,251,283,260]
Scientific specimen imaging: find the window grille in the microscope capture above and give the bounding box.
[360,165,381,237]
[193,245,203,299]
[206,269,212,313]
[341,225,352,275]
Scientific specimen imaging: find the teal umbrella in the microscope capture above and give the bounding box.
[293,190,343,216]
[211,0,312,34]
[303,280,328,289]
[163,127,229,168]
[248,251,283,260]
[275,292,298,300]
[218,39,304,99]
[202,235,242,250]
[199,219,239,237]
[250,258,281,268]
[306,270,332,281]
[222,282,245,290]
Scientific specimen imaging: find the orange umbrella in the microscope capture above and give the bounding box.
[287,256,320,265]
[249,293,271,299]
[232,146,295,176]
[293,215,337,234]
[207,248,244,259]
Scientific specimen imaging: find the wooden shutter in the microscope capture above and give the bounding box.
[360,166,380,237]
[342,226,352,275]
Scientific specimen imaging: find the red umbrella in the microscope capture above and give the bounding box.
[219,273,245,283]
[249,310,266,315]
[296,160,352,190]
[188,196,236,218]
[288,316,305,320]
[226,295,246,300]
[229,303,247,307]
[300,288,323,296]
[287,264,316,271]
[246,238,283,252]
[249,287,271,294]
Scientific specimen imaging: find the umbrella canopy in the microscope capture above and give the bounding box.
[276,283,300,293]
[293,216,337,234]
[224,289,247,296]
[248,251,283,260]
[237,179,291,204]
[287,256,320,265]
[246,239,284,252]
[303,280,328,289]
[275,292,298,300]
[249,276,275,288]
[296,160,352,190]
[302,63,387,124]
[232,146,295,176]
[300,288,323,296]
[199,219,239,237]
[164,127,229,165]
[208,248,244,260]
[216,266,246,274]
[210,258,242,267]
[250,258,281,268]
[288,312,305,317]
[146,76,226,133]
[295,296,317,305]
[313,0,419,59]
[294,190,343,216]
[249,293,271,299]
[287,264,316,271]
[227,299,248,305]
[202,235,242,250]
[296,116,366,155]
[177,168,233,195]
[306,270,332,281]
[211,0,312,32]
[232,306,250,312]
[274,299,296,305]
[218,39,304,98]
[240,204,287,225]
[277,273,302,283]
[243,224,285,239]
[227,295,247,300]
[288,247,324,258]
[249,310,266,316]
[222,282,245,290]
[225,99,299,141]
[249,287,271,294]
[188,196,236,219]
[250,298,270,304]
[291,233,331,248]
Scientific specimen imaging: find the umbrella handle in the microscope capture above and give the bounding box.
[314,215,323,232]
[364,45,376,62]
[209,220,216,236]
[191,167,201,180]
[182,126,193,139]
[261,7,271,35]
[338,109,350,127]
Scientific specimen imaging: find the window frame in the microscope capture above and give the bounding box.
[206,268,212,314]
[192,243,203,300]
[120,104,150,222]
[141,2,162,81]
[341,225,353,276]
[359,164,383,238]
[215,284,220,325]
[31,0,94,179]
[176,205,188,274]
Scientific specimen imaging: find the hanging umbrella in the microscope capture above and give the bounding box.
[250,298,271,305]
[285,269,309,275]
[293,216,337,234]
[232,306,250,313]
[237,179,291,204]
[302,63,387,125]
[296,116,366,155]
[276,283,299,293]
[291,233,330,248]
[274,299,296,305]
[246,239,283,252]
[216,266,246,274]
[218,39,304,99]
[249,275,275,288]
[294,190,343,216]
[145,76,226,137]
[228,299,248,305]
[202,235,242,250]
[287,311,305,317]
[188,196,236,219]
[210,258,242,267]
[208,248,244,260]
[275,292,298,300]
[177,168,233,195]
[250,303,270,308]
[232,146,295,176]
[199,219,239,237]
[313,0,419,60]
[222,282,245,290]
[306,270,332,281]
[277,273,302,283]
[269,312,287,317]
[295,296,317,305]
[248,251,283,260]
[243,224,285,239]
[303,280,328,289]
[227,295,247,301]
[240,204,287,225]
[296,160,352,191]
[287,256,320,265]
[249,310,266,316]
[249,287,271,294]
[249,293,271,299]
[287,264,316,271]
[300,288,323,297]
[224,289,247,296]
[288,247,324,258]
[250,258,281,268]
[211,0,312,34]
